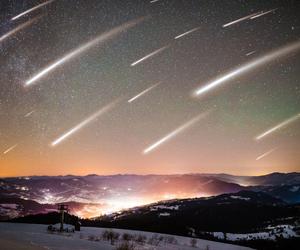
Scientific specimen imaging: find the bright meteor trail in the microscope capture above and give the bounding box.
[128,82,160,103]
[250,9,277,20]
[255,113,300,141]
[194,40,300,97]
[131,46,169,66]
[11,0,55,21]
[174,27,199,39]
[24,110,35,117]
[246,51,256,56]
[222,12,260,27]
[0,17,40,43]
[256,148,277,161]
[51,100,119,147]
[143,112,210,154]
[25,17,145,87]
[3,144,18,155]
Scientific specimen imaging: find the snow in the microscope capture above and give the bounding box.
[159,212,170,216]
[156,205,179,210]
[211,225,298,241]
[290,186,299,192]
[230,196,250,201]
[150,205,180,211]
[15,186,29,191]
[0,223,253,250]
[51,223,75,231]
[0,204,20,218]
[0,203,19,209]
[0,207,20,218]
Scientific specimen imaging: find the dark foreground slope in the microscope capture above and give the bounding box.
[87,190,300,249]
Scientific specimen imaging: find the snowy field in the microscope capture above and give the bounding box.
[0,223,254,250]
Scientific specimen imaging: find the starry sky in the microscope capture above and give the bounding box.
[0,0,299,177]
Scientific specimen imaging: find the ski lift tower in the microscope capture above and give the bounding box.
[57,204,69,231]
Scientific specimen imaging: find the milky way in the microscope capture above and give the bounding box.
[0,0,299,176]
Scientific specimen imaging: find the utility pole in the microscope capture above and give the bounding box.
[57,204,69,231]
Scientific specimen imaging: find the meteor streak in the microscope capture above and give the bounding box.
[3,144,18,154]
[51,100,119,147]
[11,0,55,21]
[0,17,40,43]
[246,50,256,56]
[255,113,300,141]
[256,148,277,161]
[194,40,300,96]
[128,82,160,103]
[143,112,209,154]
[250,9,277,20]
[131,46,169,66]
[174,27,199,39]
[222,12,259,27]
[24,110,35,117]
[25,17,145,87]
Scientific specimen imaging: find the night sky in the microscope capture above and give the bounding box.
[0,0,299,177]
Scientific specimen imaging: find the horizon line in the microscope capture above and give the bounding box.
[0,171,298,179]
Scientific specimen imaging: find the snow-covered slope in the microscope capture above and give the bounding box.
[211,224,298,241]
[0,223,253,250]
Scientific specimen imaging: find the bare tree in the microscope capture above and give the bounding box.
[190,238,197,248]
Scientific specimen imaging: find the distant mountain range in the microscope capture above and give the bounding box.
[1,172,299,220]
[204,172,300,186]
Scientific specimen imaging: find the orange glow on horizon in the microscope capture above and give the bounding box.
[1,140,299,178]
